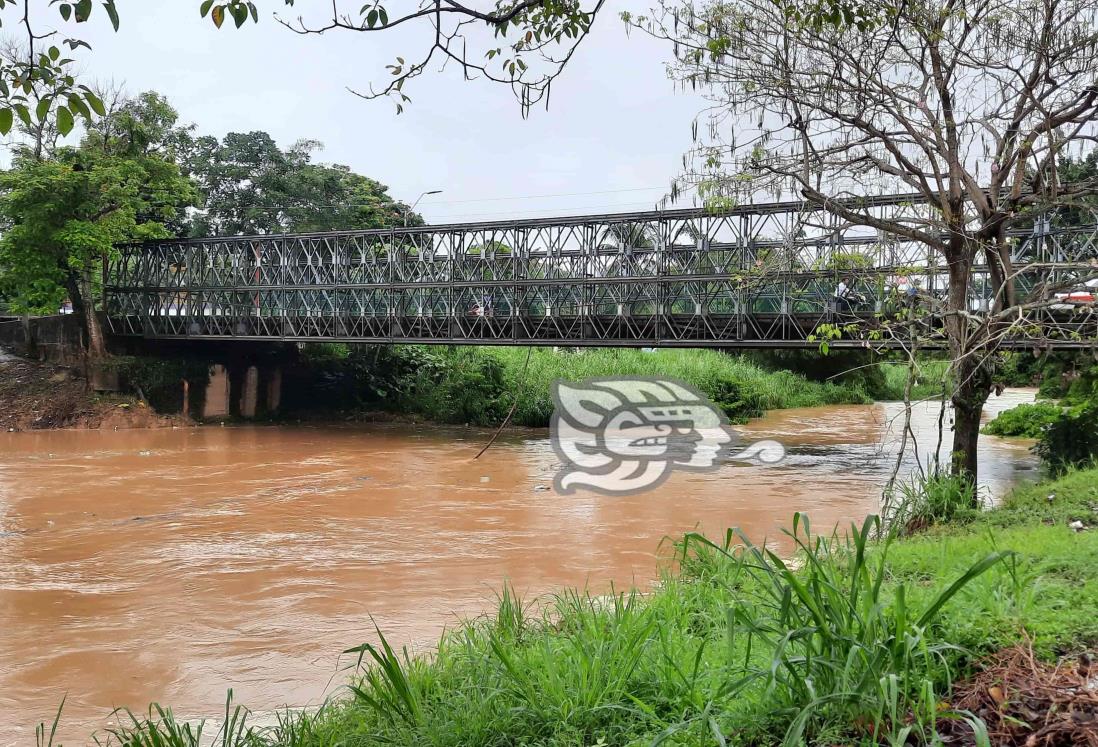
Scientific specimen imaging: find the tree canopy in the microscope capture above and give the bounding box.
[181,133,415,237]
[0,86,418,356]
[0,90,196,353]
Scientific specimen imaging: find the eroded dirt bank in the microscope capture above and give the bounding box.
[0,347,179,431]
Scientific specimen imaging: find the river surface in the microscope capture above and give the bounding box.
[0,391,1038,744]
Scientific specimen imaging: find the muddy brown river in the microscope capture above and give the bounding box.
[0,393,1038,744]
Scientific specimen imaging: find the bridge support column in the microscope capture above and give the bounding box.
[203,364,231,419]
[265,366,282,414]
[240,365,259,419]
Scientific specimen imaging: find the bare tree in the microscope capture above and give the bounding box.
[630,0,1098,486]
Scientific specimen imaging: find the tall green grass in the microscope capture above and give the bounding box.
[885,470,979,535]
[678,515,1007,746]
[291,344,946,426]
[483,347,871,426]
[876,358,951,402]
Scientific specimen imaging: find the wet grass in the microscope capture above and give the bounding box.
[65,466,1098,747]
[876,358,951,402]
[483,347,873,425]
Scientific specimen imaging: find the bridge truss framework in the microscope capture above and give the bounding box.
[105,195,1098,350]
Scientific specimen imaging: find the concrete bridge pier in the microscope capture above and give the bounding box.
[202,362,284,421]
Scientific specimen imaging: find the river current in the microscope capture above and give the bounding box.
[0,391,1037,744]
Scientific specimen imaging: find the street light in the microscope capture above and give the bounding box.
[406,189,442,227]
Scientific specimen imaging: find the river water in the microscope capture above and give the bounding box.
[0,391,1038,744]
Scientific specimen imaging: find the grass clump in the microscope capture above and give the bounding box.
[982,401,1061,438]
[886,470,979,534]
[70,466,1098,747]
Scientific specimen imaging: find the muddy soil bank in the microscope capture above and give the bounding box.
[0,348,181,431]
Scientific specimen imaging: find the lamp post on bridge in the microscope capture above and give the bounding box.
[406,189,442,227]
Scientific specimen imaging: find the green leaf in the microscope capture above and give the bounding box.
[366,8,378,27]
[229,3,246,26]
[56,105,74,135]
[103,0,120,30]
[84,90,106,116]
[36,98,51,123]
[60,3,72,21]
[68,94,91,120]
[0,108,13,135]
[200,0,215,15]
[14,104,31,127]
[74,0,92,22]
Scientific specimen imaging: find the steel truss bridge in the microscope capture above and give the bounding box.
[105,195,1098,350]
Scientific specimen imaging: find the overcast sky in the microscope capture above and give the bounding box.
[64,2,705,224]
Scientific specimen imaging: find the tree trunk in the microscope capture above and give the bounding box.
[66,270,109,360]
[950,357,992,487]
[944,246,992,493]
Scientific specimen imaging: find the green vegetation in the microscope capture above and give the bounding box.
[484,347,875,425]
[876,358,951,402]
[288,345,889,427]
[70,467,1098,746]
[885,470,979,534]
[181,132,416,237]
[982,402,1062,438]
[0,92,196,357]
[1035,404,1098,476]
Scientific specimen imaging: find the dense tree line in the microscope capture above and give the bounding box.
[0,89,415,356]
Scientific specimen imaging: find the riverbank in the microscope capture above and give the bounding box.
[1,343,948,431]
[0,347,177,431]
[286,345,950,427]
[81,465,1097,746]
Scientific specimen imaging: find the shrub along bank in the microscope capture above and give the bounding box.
[982,354,1098,474]
[284,344,941,427]
[92,467,1098,746]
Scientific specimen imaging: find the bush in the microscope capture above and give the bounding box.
[997,350,1043,387]
[982,402,1062,438]
[1061,362,1098,406]
[402,347,510,425]
[1035,402,1098,476]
